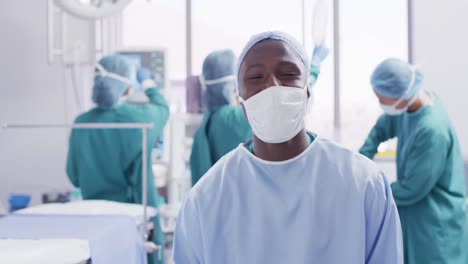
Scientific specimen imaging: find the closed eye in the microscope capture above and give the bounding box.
[280,73,301,79]
[282,73,300,76]
[248,75,263,80]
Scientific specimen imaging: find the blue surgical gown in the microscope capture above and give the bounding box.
[190,105,251,185]
[174,137,403,263]
[360,91,466,264]
[66,88,169,264]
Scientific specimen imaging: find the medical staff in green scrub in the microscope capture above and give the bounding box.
[66,54,169,264]
[360,58,466,264]
[190,49,251,185]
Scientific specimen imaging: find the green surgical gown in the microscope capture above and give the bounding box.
[66,88,169,264]
[190,105,251,186]
[360,91,466,264]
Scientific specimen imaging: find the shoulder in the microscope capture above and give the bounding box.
[74,108,100,123]
[210,106,250,135]
[189,147,244,198]
[413,119,449,145]
[415,91,451,133]
[364,170,390,204]
[114,103,156,122]
[314,138,382,188]
[315,138,378,169]
[317,139,391,204]
[213,105,247,122]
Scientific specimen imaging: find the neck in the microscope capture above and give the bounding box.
[252,129,309,162]
[407,96,426,113]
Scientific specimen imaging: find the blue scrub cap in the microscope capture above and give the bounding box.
[371,58,424,99]
[92,54,132,109]
[202,49,237,112]
[236,31,310,95]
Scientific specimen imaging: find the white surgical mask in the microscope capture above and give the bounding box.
[199,75,237,89]
[95,64,133,87]
[379,67,418,116]
[240,82,308,144]
[380,94,420,116]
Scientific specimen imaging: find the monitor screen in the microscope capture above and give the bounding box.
[118,49,166,92]
[118,48,167,156]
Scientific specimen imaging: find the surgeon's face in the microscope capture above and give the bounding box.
[238,40,308,100]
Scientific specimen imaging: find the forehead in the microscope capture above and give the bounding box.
[240,39,304,72]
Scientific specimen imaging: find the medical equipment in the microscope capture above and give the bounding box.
[8,194,31,212]
[0,214,145,264]
[16,200,157,227]
[118,49,169,166]
[118,48,168,93]
[2,123,156,246]
[0,201,6,216]
[158,203,181,250]
[42,191,71,203]
[0,239,90,264]
[168,113,203,204]
[186,75,203,113]
[54,0,132,20]
[1,122,167,263]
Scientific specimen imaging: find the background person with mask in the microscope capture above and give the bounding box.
[173,31,403,264]
[359,58,466,264]
[66,54,170,264]
[190,49,251,186]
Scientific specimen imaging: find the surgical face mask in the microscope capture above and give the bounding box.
[379,67,417,116]
[239,82,308,144]
[95,64,133,88]
[380,95,420,115]
[199,75,237,88]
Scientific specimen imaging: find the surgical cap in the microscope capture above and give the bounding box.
[92,54,132,109]
[202,49,237,112]
[371,58,424,99]
[236,31,310,94]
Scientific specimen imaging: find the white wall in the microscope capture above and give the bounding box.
[412,0,468,160]
[0,0,89,206]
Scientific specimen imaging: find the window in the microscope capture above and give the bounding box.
[192,0,303,74]
[339,0,408,150]
[122,0,187,110]
[121,0,408,149]
[192,0,335,134]
[122,0,186,80]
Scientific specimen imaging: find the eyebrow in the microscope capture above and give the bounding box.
[277,60,301,68]
[245,64,265,71]
[277,60,304,74]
